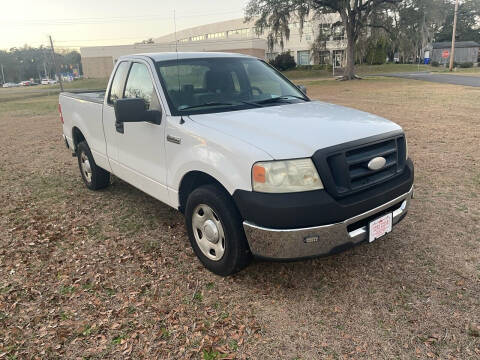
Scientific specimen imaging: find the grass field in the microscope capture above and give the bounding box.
[0,76,479,359]
[283,63,480,79]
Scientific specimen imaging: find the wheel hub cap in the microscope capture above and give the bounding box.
[192,204,225,261]
[80,152,92,182]
[203,220,219,243]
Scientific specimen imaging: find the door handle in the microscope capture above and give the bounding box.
[167,135,181,144]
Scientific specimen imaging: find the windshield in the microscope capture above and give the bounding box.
[155,57,308,115]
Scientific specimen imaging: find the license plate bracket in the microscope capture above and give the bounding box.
[368,212,393,243]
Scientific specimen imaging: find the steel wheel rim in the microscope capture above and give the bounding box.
[80,152,92,183]
[192,204,225,261]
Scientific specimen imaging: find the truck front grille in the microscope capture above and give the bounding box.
[313,134,407,198]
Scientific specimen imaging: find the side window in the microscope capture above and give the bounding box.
[108,61,130,104]
[124,63,157,109]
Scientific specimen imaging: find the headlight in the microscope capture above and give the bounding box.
[252,158,324,193]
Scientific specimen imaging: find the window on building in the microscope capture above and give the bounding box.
[227,28,250,37]
[191,35,205,41]
[333,25,345,41]
[207,32,226,39]
[305,34,312,41]
[318,24,331,37]
[297,50,310,65]
[318,51,330,65]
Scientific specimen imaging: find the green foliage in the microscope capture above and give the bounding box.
[431,61,440,67]
[366,38,388,65]
[0,46,82,83]
[435,0,480,43]
[269,52,296,71]
[459,62,474,68]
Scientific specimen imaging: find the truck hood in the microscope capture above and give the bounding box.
[188,101,402,159]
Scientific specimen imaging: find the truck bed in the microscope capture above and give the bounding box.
[61,90,106,104]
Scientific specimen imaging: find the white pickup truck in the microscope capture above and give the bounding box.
[59,52,414,275]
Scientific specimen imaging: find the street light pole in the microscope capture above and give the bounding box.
[1,64,5,84]
[449,0,459,71]
[49,35,64,91]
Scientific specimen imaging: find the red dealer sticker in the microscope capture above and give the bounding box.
[369,213,393,243]
[442,50,450,58]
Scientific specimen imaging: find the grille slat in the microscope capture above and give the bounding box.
[349,161,396,180]
[346,147,397,166]
[316,135,406,198]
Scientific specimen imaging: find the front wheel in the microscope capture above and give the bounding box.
[185,184,252,276]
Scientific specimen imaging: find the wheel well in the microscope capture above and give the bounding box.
[178,171,229,213]
[72,127,86,152]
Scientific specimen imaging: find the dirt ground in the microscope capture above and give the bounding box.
[0,78,479,359]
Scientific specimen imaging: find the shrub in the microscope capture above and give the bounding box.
[365,39,388,65]
[431,61,440,67]
[269,52,296,71]
[459,62,473,68]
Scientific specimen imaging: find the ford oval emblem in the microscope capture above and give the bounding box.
[367,157,386,171]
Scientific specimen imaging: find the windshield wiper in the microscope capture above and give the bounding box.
[179,100,263,111]
[255,95,307,104]
[178,102,235,111]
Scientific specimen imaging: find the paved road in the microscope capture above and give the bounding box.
[377,72,480,87]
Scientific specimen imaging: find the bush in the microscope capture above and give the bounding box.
[365,39,388,65]
[431,61,440,67]
[269,52,296,71]
[459,62,473,68]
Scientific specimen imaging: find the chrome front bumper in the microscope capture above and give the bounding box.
[243,186,414,259]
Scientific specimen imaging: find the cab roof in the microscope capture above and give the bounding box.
[118,52,255,62]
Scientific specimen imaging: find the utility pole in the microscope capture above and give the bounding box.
[1,64,5,84]
[449,0,459,71]
[49,35,64,91]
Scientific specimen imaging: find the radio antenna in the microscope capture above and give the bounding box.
[173,9,184,123]
[174,9,178,53]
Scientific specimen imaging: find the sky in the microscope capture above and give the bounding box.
[0,0,249,50]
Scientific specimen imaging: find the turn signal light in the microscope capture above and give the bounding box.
[252,164,266,183]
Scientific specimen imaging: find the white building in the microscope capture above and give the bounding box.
[81,15,347,78]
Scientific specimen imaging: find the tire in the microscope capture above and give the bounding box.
[76,141,110,190]
[185,184,252,276]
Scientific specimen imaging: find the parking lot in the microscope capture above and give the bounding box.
[0,77,479,359]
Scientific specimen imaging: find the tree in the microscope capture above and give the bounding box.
[435,0,480,42]
[246,0,401,79]
[0,46,82,83]
[269,52,297,70]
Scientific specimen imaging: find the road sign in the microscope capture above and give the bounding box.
[442,50,449,58]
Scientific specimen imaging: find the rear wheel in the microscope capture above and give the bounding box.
[185,184,252,276]
[77,141,110,190]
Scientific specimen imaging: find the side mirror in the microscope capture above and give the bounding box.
[297,85,307,95]
[114,98,162,125]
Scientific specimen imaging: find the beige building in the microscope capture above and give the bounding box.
[81,16,347,78]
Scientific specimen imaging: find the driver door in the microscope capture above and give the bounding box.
[114,61,169,203]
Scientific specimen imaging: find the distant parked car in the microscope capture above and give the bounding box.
[2,82,19,88]
[41,79,57,85]
[20,81,32,86]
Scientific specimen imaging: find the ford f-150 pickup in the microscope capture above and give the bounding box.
[59,52,414,276]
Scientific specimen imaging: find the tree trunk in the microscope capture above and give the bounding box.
[344,29,356,80]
